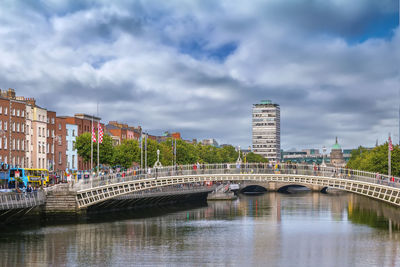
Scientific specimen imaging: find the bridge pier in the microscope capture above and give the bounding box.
[240,181,325,192]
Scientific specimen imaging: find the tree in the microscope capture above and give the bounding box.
[245,152,268,163]
[113,140,140,169]
[74,132,115,167]
[218,145,239,163]
[346,143,400,176]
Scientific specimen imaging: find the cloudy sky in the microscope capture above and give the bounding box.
[0,0,399,150]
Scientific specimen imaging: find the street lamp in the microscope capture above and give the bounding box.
[322,146,327,174]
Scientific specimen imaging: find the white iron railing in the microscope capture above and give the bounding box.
[0,191,46,210]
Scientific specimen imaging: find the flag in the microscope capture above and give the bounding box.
[98,123,103,143]
[92,125,96,143]
[389,136,393,151]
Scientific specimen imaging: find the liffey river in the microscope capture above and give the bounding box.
[0,192,399,266]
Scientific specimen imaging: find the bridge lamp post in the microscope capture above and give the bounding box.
[322,146,327,175]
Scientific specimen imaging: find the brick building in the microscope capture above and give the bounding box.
[55,117,67,172]
[0,89,27,168]
[106,121,141,145]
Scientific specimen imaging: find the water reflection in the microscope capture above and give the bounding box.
[0,192,399,266]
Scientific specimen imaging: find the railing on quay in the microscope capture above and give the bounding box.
[0,191,46,210]
[73,163,400,191]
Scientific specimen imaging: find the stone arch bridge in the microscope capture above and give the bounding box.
[74,163,400,209]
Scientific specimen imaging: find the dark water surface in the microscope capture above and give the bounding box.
[0,192,399,267]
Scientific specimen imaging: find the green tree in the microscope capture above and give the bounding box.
[197,144,222,163]
[217,145,238,162]
[245,152,268,163]
[74,132,115,167]
[113,140,140,169]
[347,143,400,176]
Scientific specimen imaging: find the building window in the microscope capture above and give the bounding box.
[42,128,45,137]
[4,156,7,164]
[46,143,49,153]
[38,142,41,153]
[12,139,15,150]
[52,118,55,124]
[72,130,75,137]
[58,135,62,145]
[21,140,24,151]
[38,127,41,137]
[22,110,24,117]
[16,110,20,117]
[47,117,49,123]
[58,152,62,164]
[52,130,54,137]
[16,123,20,132]
[4,138,7,149]
[0,106,2,114]
[12,122,15,132]
[0,121,2,131]
[4,107,7,115]
[47,129,49,137]
[17,140,20,150]
[58,123,61,130]
[0,137,2,149]
[51,144,54,154]
[12,109,15,116]
[21,123,24,133]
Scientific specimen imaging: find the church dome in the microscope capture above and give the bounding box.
[332,137,341,150]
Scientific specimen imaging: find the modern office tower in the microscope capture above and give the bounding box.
[252,100,281,162]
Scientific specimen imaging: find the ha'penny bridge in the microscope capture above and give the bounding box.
[1,163,400,223]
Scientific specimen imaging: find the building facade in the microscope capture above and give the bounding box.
[32,106,47,169]
[252,100,281,162]
[55,117,67,172]
[64,114,102,170]
[0,94,27,167]
[47,111,56,170]
[66,123,78,171]
[25,104,33,168]
[330,137,346,167]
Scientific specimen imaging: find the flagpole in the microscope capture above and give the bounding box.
[97,103,100,177]
[389,133,392,177]
[145,133,147,171]
[172,138,174,166]
[140,128,143,170]
[174,138,176,166]
[91,115,93,186]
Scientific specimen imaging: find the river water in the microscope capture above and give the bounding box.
[0,192,399,267]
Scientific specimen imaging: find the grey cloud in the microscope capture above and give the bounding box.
[0,0,398,151]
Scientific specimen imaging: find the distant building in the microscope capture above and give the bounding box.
[330,137,346,167]
[106,121,142,144]
[252,100,281,162]
[201,139,219,147]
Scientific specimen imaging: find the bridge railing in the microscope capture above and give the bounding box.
[0,191,46,210]
[115,184,216,200]
[73,163,400,191]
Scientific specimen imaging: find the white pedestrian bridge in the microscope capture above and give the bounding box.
[74,163,400,209]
